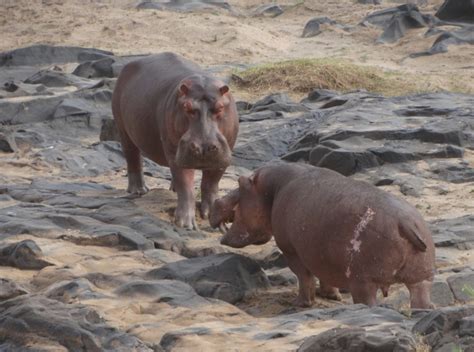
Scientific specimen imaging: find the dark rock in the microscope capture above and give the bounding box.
[302,17,337,38]
[399,177,424,197]
[143,249,186,265]
[147,253,270,304]
[309,144,381,176]
[72,57,115,78]
[252,4,283,17]
[160,327,211,351]
[24,69,103,89]
[430,215,474,249]
[267,268,297,286]
[0,295,152,351]
[301,89,338,103]
[115,280,211,307]
[429,159,474,183]
[374,178,394,186]
[137,0,232,13]
[0,240,53,270]
[413,306,474,335]
[254,331,291,340]
[459,315,474,337]
[253,247,287,269]
[446,272,474,302]
[431,279,455,307]
[358,0,381,4]
[44,278,104,303]
[250,93,310,113]
[233,112,316,169]
[0,45,113,67]
[100,119,121,142]
[0,132,16,153]
[0,87,112,125]
[281,148,312,162]
[361,4,436,43]
[239,110,283,122]
[436,0,474,23]
[235,101,252,112]
[298,326,417,352]
[410,27,474,58]
[0,279,28,300]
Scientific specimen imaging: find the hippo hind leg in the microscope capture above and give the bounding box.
[285,254,316,307]
[318,280,342,301]
[406,280,434,309]
[349,282,378,307]
[119,130,149,196]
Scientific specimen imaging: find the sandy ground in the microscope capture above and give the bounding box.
[1,0,474,96]
[1,1,474,350]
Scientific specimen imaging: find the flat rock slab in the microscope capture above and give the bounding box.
[0,278,28,300]
[136,0,233,13]
[115,279,212,308]
[0,295,152,351]
[147,253,270,303]
[0,45,113,67]
[298,325,417,351]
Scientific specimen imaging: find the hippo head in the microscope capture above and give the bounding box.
[175,75,235,170]
[210,172,273,248]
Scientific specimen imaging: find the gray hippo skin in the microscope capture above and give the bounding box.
[210,163,435,308]
[112,53,239,229]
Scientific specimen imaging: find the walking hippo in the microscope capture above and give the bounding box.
[210,163,435,308]
[112,53,239,229]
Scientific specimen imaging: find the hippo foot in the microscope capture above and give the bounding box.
[317,288,342,301]
[127,184,149,196]
[293,296,313,308]
[199,201,211,220]
[174,210,199,230]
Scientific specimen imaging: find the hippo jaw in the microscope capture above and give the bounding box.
[217,205,272,248]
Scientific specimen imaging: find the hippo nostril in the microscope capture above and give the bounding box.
[189,142,201,156]
[205,143,218,154]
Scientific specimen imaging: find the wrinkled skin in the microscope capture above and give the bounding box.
[112,53,239,229]
[211,163,436,309]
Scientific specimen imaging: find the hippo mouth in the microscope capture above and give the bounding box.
[175,157,231,170]
[175,148,232,170]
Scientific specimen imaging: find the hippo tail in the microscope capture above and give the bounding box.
[398,221,427,252]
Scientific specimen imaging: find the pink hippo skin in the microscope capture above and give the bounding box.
[112,53,239,229]
[210,163,435,308]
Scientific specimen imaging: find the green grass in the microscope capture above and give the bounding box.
[230,58,473,98]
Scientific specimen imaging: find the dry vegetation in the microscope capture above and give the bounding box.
[230,58,473,100]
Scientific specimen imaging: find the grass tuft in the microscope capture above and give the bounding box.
[230,58,472,99]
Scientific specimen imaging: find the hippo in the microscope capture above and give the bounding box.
[210,163,435,308]
[112,53,239,229]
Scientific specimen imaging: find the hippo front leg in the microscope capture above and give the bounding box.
[170,166,197,230]
[286,254,316,307]
[200,168,225,220]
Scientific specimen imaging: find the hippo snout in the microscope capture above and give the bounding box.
[176,134,231,169]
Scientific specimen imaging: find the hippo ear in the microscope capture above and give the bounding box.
[249,171,259,186]
[219,85,229,96]
[239,172,259,189]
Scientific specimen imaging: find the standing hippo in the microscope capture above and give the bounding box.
[210,163,435,308]
[112,53,239,229]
